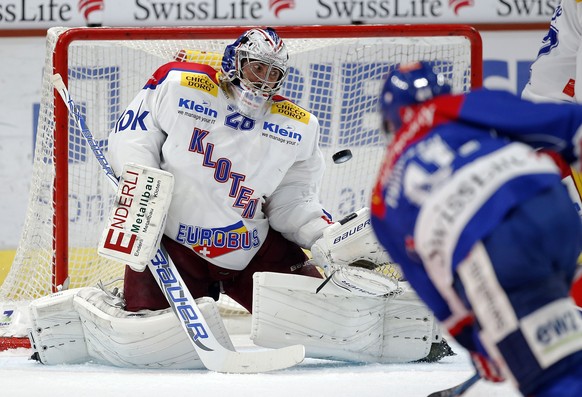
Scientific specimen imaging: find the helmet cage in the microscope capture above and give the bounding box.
[236,52,287,96]
[221,28,288,118]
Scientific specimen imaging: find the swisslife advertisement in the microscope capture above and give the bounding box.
[0,0,560,28]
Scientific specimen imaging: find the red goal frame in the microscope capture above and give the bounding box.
[50,24,482,291]
[0,24,481,351]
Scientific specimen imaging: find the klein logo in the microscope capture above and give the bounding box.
[448,0,474,15]
[263,122,302,141]
[178,98,218,118]
[269,0,294,17]
[78,0,104,26]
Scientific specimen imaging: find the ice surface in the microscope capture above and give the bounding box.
[0,336,520,397]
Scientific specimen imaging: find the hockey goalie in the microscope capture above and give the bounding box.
[27,204,453,368]
[26,27,452,368]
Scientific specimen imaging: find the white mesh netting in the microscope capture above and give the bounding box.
[0,26,478,337]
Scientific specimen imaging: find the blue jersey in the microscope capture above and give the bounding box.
[371,88,582,328]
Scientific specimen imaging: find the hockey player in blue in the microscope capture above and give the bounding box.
[371,62,582,396]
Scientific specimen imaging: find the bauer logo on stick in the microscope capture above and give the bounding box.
[98,163,174,271]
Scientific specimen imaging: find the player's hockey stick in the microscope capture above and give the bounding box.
[427,373,480,397]
[52,73,305,373]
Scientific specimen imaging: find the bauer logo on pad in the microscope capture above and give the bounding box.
[98,163,174,271]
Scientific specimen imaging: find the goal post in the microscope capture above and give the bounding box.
[0,24,482,348]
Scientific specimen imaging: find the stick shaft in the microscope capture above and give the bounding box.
[51,73,304,373]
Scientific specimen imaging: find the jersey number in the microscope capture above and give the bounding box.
[225,112,255,131]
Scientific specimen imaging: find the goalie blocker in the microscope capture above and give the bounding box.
[99,163,174,271]
[310,207,401,297]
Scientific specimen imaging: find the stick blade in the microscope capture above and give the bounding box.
[200,344,305,374]
[427,373,480,397]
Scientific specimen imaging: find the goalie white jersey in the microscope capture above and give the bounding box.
[108,61,331,271]
[522,1,582,103]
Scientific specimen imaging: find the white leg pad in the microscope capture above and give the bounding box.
[28,287,234,369]
[28,289,90,365]
[250,272,437,363]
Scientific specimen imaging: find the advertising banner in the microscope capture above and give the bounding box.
[0,0,559,29]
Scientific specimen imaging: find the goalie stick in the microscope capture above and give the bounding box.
[51,73,305,373]
[427,373,480,397]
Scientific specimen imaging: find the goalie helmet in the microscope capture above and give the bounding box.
[221,27,289,119]
[381,61,451,133]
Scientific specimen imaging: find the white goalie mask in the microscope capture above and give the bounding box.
[221,28,289,119]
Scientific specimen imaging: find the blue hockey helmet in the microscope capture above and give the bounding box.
[221,27,289,118]
[380,62,451,133]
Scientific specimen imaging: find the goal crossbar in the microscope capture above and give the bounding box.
[0,24,482,349]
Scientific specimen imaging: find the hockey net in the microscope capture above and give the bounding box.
[0,25,481,348]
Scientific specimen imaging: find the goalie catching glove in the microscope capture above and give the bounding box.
[310,207,402,297]
[98,163,174,271]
